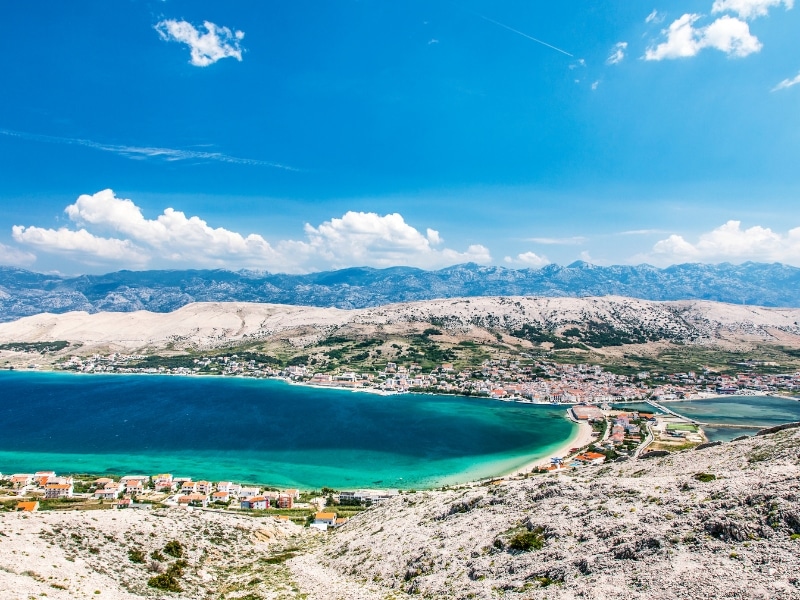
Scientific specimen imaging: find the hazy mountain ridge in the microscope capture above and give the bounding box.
[1,261,799,323]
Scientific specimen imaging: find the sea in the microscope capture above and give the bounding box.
[0,371,577,490]
[614,396,800,442]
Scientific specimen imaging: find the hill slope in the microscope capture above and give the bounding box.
[291,426,800,599]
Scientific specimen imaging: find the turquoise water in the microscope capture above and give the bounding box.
[0,371,577,489]
[662,395,800,442]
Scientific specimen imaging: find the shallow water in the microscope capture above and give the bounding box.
[0,371,577,489]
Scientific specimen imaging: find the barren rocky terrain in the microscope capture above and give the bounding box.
[0,296,798,355]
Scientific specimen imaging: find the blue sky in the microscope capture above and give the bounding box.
[1,0,799,274]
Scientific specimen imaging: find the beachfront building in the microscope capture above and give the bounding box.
[276,494,293,509]
[241,497,269,510]
[125,480,144,496]
[44,482,74,499]
[10,474,34,490]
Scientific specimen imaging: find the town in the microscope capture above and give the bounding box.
[53,351,800,403]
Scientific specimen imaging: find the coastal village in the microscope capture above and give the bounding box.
[52,351,800,402]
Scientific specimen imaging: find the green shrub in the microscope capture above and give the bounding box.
[163,540,184,558]
[128,548,145,563]
[147,573,182,592]
[693,473,717,483]
[508,528,545,552]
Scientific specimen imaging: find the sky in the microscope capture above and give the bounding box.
[1,0,799,274]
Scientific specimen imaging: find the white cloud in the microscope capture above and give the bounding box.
[504,251,550,268]
[12,225,148,264]
[11,190,491,272]
[646,10,664,24]
[772,70,800,91]
[607,41,628,65]
[711,0,793,19]
[591,80,600,90]
[645,13,761,60]
[0,241,36,266]
[299,211,491,269]
[528,236,587,245]
[155,19,244,67]
[649,220,800,265]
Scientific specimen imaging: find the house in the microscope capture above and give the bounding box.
[211,491,231,504]
[276,494,293,509]
[95,482,124,500]
[16,501,39,512]
[574,452,606,465]
[178,493,209,508]
[217,482,242,497]
[180,481,198,494]
[10,474,34,489]
[125,480,144,496]
[240,496,269,510]
[311,512,337,530]
[44,482,74,499]
[283,488,300,500]
[153,474,174,491]
[239,486,260,499]
[114,498,132,509]
[196,481,213,494]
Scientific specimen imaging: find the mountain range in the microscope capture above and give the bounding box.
[1,261,799,323]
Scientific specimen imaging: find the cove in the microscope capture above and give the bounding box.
[0,371,576,489]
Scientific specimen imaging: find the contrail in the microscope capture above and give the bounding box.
[466,8,574,58]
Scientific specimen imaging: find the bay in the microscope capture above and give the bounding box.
[0,371,576,489]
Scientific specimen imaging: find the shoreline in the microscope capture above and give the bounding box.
[502,414,596,478]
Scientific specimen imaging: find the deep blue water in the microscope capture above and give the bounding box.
[0,371,577,489]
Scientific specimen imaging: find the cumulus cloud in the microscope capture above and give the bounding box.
[711,0,794,19]
[645,13,761,60]
[0,241,36,267]
[11,190,491,272]
[649,220,800,265]
[504,252,550,268]
[155,19,244,67]
[772,70,800,91]
[299,212,491,269]
[607,42,628,65]
[12,226,149,265]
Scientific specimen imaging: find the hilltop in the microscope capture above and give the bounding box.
[1,296,799,377]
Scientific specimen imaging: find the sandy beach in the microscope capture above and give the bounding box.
[504,414,596,477]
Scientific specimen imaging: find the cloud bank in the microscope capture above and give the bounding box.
[649,220,800,265]
[155,20,245,67]
[11,190,491,273]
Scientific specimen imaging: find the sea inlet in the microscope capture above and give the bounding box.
[0,371,576,490]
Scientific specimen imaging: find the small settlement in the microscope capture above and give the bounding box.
[0,471,399,530]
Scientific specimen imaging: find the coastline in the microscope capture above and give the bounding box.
[502,413,596,478]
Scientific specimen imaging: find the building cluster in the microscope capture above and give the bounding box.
[2,470,305,511]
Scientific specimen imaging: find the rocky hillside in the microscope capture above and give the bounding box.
[1,296,798,355]
[292,426,800,599]
[2,261,799,322]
